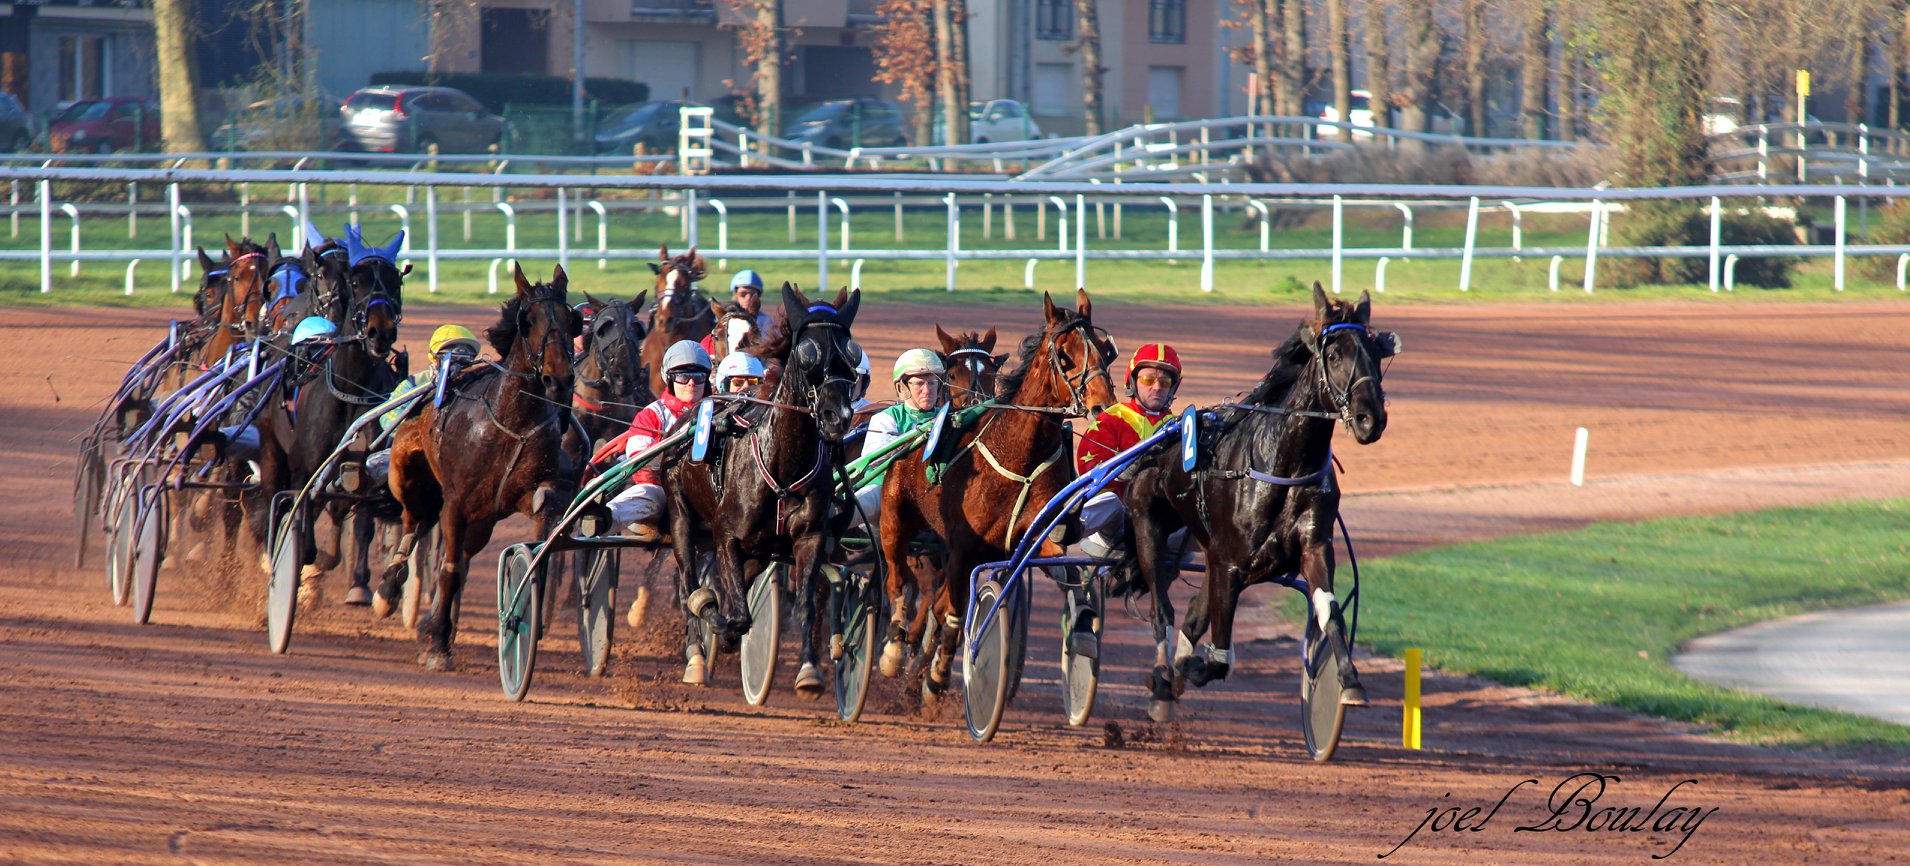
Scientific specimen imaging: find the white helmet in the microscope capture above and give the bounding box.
[662,339,711,374]
[891,348,945,383]
[715,351,766,392]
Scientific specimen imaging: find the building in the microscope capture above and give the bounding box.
[0,1,156,114]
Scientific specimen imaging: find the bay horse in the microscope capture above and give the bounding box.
[570,291,650,448]
[249,226,407,603]
[377,264,580,669]
[640,246,717,397]
[877,289,1118,691]
[1125,283,1394,722]
[665,283,862,696]
[935,325,1006,408]
[709,300,764,357]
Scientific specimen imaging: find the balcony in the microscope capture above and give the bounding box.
[629,0,716,22]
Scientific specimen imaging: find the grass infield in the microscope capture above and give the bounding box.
[1314,499,1910,754]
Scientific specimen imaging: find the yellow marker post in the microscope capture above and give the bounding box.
[1403,647,1423,749]
[1795,70,1811,159]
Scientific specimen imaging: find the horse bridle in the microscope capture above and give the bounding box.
[578,301,639,392]
[347,258,404,343]
[944,346,999,405]
[221,252,268,336]
[1314,322,1382,431]
[787,311,860,415]
[507,295,574,386]
[1044,317,1117,417]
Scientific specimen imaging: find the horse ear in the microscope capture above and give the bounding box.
[837,288,860,326]
[658,244,670,262]
[709,298,724,319]
[1042,291,1059,324]
[648,261,663,275]
[630,289,647,310]
[1075,287,1092,319]
[266,233,281,262]
[1353,289,1372,323]
[782,282,808,334]
[512,262,532,298]
[197,247,217,271]
[993,353,1009,369]
[981,327,998,351]
[583,290,602,307]
[935,324,956,352]
[551,263,569,294]
[1311,281,1330,318]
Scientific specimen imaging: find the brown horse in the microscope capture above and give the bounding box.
[935,325,1005,408]
[639,246,717,397]
[1126,284,1394,725]
[876,289,1118,691]
[376,264,581,670]
[197,236,272,364]
[666,283,863,696]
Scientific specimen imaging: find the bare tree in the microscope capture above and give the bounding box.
[1074,0,1106,134]
[1329,0,1352,134]
[1463,0,1488,137]
[952,3,972,130]
[153,0,208,153]
[1363,0,1392,129]
[1521,0,1549,139]
[1896,1,1910,134]
[872,0,936,144]
[933,0,965,143]
[1557,31,1578,141]
[1397,0,1442,133]
[729,0,786,132]
[1277,0,1308,118]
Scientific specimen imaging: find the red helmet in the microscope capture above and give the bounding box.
[1126,343,1181,392]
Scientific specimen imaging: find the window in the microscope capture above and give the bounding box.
[1037,0,1072,41]
[1034,63,1072,117]
[1149,0,1184,44]
[1147,66,1183,119]
[57,35,107,103]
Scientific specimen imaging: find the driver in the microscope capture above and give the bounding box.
[1075,343,1182,559]
[595,340,711,543]
[727,269,781,343]
[850,349,947,535]
[714,350,765,394]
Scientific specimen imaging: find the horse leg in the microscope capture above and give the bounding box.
[419,512,467,670]
[345,505,377,605]
[1131,498,1184,718]
[926,550,969,694]
[1182,575,1239,689]
[790,532,826,698]
[876,504,922,678]
[667,504,710,685]
[1301,538,1366,706]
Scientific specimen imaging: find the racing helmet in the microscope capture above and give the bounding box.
[715,351,767,393]
[1126,343,1182,394]
[890,348,946,383]
[662,339,712,374]
[428,324,481,360]
[291,316,337,346]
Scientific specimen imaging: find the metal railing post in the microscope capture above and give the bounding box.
[1458,196,1478,292]
[895,191,904,241]
[556,187,569,272]
[818,190,830,290]
[387,204,412,253]
[1332,194,1346,294]
[167,182,180,294]
[1025,258,1038,289]
[495,201,517,253]
[1708,196,1722,293]
[945,192,958,292]
[851,257,865,290]
[1394,202,1413,252]
[128,181,138,239]
[1548,255,1564,292]
[175,205,193,283]
[831,196,851,253]
[1160,196,1178,258]
[1503,201,1522,261]
[1200,193,1215,292]
[1248,199,1270,252]
[124,259,140,296]
[1724,254,1740,291]
[38,179,50,293]
[706,199,727,268]
[1375,256,1390,293]
[1582,200,1600,293]
[59,202,79,277]
[589,200,610,270]
[1834,195,1846,291]
[1075,193,1086,288]
[425,185,439,294]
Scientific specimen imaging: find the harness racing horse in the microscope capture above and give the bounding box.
[936,325,1006,408]
[710,300,763,356]
[640,246,717,397]
[377,264,581,670]
[250,226,407,603]
[1125,283,1394,726]
[665,283,863,697]
[570,291,650,447]
[877,290,1118,693]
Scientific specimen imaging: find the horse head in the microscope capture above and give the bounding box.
[223,234,272,339]
[779,282,862,442]
[712,300,761,356]
[580,289,647,398]
[493,263,582,407]
[1305,282,1396,445]
[1001,288,1118,416]
[936,324,1006,408]
[341,224,407,357]
[191,248,229,322]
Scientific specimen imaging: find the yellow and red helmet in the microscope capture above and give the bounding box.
[1126,343,1182,392]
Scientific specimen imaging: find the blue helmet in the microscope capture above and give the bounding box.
[291,316,337,345]
[730,269,764,292]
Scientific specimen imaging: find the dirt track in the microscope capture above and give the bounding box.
[5,298,1910,865]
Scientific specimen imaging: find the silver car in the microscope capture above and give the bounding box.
[337,86,505,154]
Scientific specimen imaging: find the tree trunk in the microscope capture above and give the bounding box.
[753,0,784,133]
[1398,0,1439,134]
[1521,0,1549,139]
[1249,0,1276,133]
[1363,0,1391,130]
[1329,0,1351,135]
[1463,0,1487,137]
[932,0,963,144]
[952,1,971,136]
[153,0,207,154]
[1557,40,1577,142]
[1896,2,1910,138]
[1075,0,1105,134]
[1846,18,1870,129]
[1278,0,1307,119]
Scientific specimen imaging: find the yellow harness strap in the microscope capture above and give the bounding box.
[974,439,1068,549]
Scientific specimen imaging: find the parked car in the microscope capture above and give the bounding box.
[1703,96,1746,137]
[0,93,28,152]
[782,98,907,149]
[213,95,339,151]
[336,86,504,153]
[1311,90,1376,140]
[48,97,160,154]
[595,100,686,153]
[935,98,1042,144]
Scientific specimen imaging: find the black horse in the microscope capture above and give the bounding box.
[570,291,651,449]
[665,283,862,696]
[1126,283,1395,723]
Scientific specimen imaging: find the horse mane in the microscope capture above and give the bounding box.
[1242,296,1361,406]
[486,280,567,358]
[996,309,1084,397]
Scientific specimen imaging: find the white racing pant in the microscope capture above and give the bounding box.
[607,483,667,527]
[1078,490,1192,562]
[849,483,884,539]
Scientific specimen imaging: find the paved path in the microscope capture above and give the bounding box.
[1675,601,1910,726]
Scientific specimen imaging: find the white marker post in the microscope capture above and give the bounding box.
[1571,427,1589,487]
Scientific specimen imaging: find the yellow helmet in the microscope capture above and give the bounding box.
[428,324,480,359]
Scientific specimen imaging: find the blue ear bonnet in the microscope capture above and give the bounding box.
[269,263,305,302]
[342,222,404,266]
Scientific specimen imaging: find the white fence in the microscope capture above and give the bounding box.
[5,163,1909,297]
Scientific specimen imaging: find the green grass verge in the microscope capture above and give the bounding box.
[1310,499,1910,754]
[2,197,1908,308]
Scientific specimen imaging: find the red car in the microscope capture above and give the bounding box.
[48,98,161,154]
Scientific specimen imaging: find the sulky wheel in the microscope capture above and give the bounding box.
[74,446,103,568]
[829,565,880,723]
[130,484,168,626]
[962,579,1016,742]
[105,474,137,607]
[266,503,307,654]
[1059,566,1105,727]
[1004,571,1032,703]
[496,544,543,702]
[739,563,783,707]
[576,548,618,678]
[1299,612,1352,762]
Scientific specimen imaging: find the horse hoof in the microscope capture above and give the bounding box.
[625,587,650,631]
[345,585,371,606]
[878,640,905,677]
[828,635,844,661]
[370,590,394,619]
[681,653,708,686]
[1340,684,1369,707]
[685,587,716,618]
[794,663,824,698]
[296,578,324,610]
[420,650,454,672]
[1148,698,1178,724]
